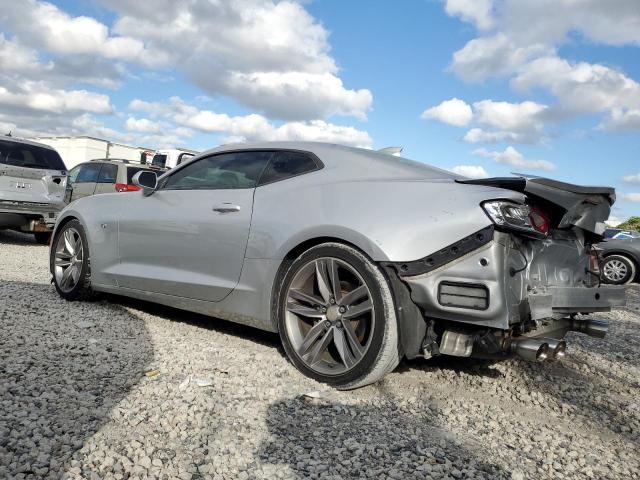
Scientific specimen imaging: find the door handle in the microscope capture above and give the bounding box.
[212,203,241,213]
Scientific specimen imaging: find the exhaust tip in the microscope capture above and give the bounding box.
[541,338,567,360]
[535,344,549,362]
[511,338,550,362]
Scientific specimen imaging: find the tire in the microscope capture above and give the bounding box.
[601,254,636,285]
[277,242,399,390]
[50,219,96,301]
[33,232,52,245]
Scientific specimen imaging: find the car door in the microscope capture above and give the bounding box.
[68,163,101,201]
[93,162,118,195]
[115,150,274,302]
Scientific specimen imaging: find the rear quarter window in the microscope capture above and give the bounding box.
[258,151,320,185]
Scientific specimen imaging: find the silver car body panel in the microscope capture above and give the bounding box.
[52,141,623,335]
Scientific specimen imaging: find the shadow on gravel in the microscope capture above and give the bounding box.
[259,398,507,480]
[0,280,154,479]
[516,357,639,445]
[108,293,284,354]
[400,355,505,379]
[0,230,40,247]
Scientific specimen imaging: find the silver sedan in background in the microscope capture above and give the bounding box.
[49,142,625,389]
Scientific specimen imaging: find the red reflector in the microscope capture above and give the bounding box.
[115,183,141,192]
[529,206,550,235]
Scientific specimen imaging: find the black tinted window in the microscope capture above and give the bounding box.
[75,164,101,183]
[259,151,319,185]
[0,140,66,171]
[163,151,273,190]
[97,163,118,184]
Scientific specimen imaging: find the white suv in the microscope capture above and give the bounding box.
[0,136,68,244]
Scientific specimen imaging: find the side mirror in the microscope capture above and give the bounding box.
[132,170,158,196]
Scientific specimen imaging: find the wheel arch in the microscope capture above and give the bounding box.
[269,235,426,361]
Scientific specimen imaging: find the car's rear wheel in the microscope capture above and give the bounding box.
[50,220,96,300]
[277,243,399,390]
[601,254,636,285]
[33,232,52,245]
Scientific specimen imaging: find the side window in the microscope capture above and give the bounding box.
[258,151,319,185]
[68,166,81,184]
[75,164,101,183]
[163,151,273,190]
[97,163,118,184]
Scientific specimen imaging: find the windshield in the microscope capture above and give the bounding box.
[0,140,66,171]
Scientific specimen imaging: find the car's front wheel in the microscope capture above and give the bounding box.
[50,220,95,300]
[601,254,636,285]
[277,243,399,390]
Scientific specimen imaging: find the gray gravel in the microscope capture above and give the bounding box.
[1,229,639,480]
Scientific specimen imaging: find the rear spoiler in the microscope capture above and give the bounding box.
[456,175,615,236]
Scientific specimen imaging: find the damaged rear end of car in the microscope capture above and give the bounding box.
[384,175,625,363]
[0,137,68,242]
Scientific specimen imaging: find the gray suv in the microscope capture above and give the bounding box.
[67,159,159,203]
[0,136,68,244]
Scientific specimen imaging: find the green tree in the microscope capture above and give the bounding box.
[617,216,640,231]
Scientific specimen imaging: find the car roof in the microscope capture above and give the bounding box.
[0,135,57,151]
[88,158,151,166]
[200,141,460,181]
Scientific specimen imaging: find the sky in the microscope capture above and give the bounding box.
[0,0,638,222]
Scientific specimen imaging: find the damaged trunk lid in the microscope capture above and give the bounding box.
[457,175,614,236]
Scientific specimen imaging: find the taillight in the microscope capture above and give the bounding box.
[115,183,141,192]
[529,206,550,235]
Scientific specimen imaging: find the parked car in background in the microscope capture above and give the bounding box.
[598,228,640,284]
[50,142,627,389]
[67,159,159,203]
[0,136,67,244]
[150,149,197,170]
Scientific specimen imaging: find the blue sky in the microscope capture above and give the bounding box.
[0,0,638,222]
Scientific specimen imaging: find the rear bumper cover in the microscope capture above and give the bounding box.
[0,200,63,230]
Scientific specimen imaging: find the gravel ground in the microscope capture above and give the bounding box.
[1,229,639,480]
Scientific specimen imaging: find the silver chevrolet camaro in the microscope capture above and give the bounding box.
[50,142,626,389]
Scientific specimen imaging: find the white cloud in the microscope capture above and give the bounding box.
[0,0,158,65]
[451,34,550,83]
[605,216,623,227]
[125,117,165,134]
[622,173,640,184]
[444,0,640,138]
[108,0,370,120]
[451,165,489,178]
[426,99,550,144]
[129,97,373,148]
[463,128,533,144]
[512,57,640,114]
[622,193,640,202]
[599,108,640,132]
[0,82,112,114]
[445,0,494,30]
[421,98,473,126]
[473,146,556,171]
[0,0,372,121]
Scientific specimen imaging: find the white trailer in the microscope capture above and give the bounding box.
[29,136,153,170]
